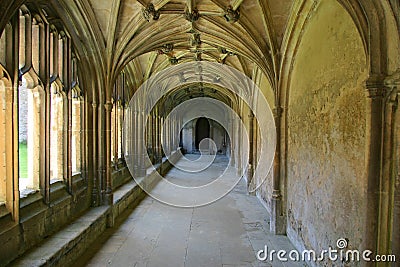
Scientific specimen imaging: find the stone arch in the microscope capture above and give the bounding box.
[281,0,369,257]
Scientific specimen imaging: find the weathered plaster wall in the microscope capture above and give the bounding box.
[286,0,368,264]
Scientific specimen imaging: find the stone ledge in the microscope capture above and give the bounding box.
[12,206,110,267]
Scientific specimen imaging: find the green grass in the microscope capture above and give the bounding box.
[19,142,28,179]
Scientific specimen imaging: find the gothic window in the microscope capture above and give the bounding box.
[71,56,82,175]
[18,9,44,195]
[0,3,84,213]
[49,83,64,182]
[112,74,126,164]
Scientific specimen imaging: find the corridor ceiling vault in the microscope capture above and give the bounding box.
[5,0,398,106]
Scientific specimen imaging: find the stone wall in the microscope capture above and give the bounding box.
[286,0,368,265]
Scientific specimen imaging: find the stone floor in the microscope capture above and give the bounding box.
[76,155,305,267]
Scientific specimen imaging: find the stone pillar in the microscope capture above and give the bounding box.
[270,107,285,235]
[383,73,400,265]
[247,112,254,195]
[363,77,386,261]
[138,111,147,177]
[229,118,235,166]
[237,113,242,176]
[91,102,100,206]
[104,102,113,205]
[133,110,139,176]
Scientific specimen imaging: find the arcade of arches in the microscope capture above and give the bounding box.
[0,0,399,266]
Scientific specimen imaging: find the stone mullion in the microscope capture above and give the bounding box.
[63,37,72,193]
[5,14,19,222]
[39,20,50,204]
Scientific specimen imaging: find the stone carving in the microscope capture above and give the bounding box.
[194,51,202,61]
[169,56,178,65]
[224,6,240,23]
[184,8,200,22]
[190,33,201,47]
[142,3,160,22]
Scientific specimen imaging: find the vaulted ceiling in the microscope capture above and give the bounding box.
[2,0,398,105]
[86,0,293,92]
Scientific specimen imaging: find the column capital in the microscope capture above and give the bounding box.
[384,69,400,88]
[104,102,113,111]
[366,74,388,99]
[272,107,283,118]
[272,189,282,199]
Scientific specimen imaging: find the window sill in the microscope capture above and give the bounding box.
[19,188,39,199]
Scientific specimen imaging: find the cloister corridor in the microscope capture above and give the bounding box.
[75,155,302,267]
[1,0,399,266]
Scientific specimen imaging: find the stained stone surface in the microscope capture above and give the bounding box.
[76,155,304,267]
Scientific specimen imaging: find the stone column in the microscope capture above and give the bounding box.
[270,107,285,234]
[383,73,399,264]
[138,111,147,177]
[104,102,113,205]
[247,112,254,194]
[363,77,386,261]
[229,118,235,166]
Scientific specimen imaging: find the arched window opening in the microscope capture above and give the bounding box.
[112,74,126,164]
[31,17,40,72]
[0,29,8,204]
[0,27,7,66]
[18,76,43,195]
[71,88,82,175]
[111,102,115,162]
[50,83,65,182]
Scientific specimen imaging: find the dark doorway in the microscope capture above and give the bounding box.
[195,117,210,149]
